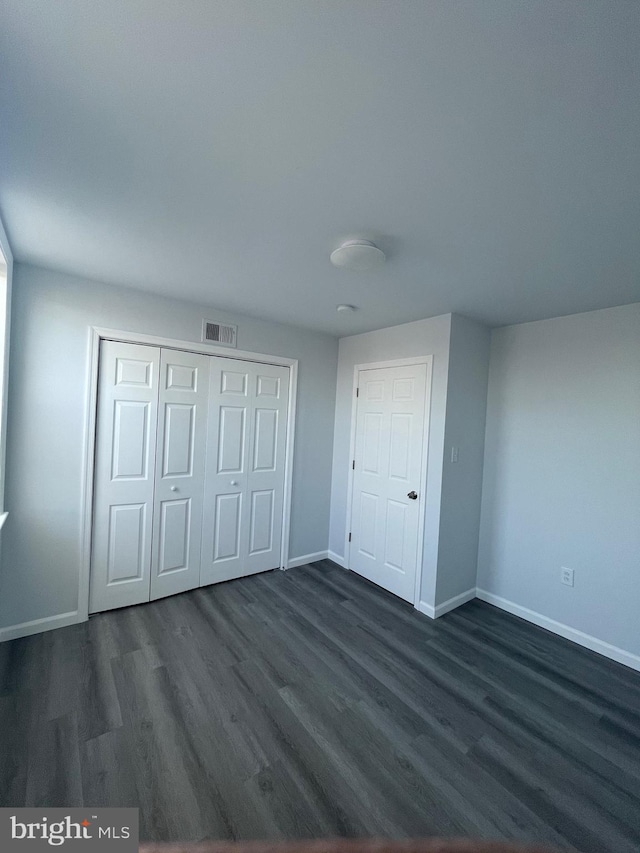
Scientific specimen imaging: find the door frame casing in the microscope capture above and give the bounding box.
[79,326,299,622]
[344,355,433,609]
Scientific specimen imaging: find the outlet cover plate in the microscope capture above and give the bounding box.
[561,566,574,587]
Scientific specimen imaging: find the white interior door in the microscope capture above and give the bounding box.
[150,348,210,601]
[349,362,428,602]
[200,358,289,586]
[90,341,160,613]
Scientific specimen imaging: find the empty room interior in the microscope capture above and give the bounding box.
[0,2,639,852]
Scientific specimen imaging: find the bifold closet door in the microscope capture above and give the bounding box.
[200,358,289,586]
[89,341,160,614]
[149,349,210,601]
[91,343,289,613]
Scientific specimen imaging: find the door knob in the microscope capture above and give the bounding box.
[230,480,238,486]
[407,491,418,500]
[170,486,178,492]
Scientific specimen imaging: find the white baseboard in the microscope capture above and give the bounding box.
[286,550,329,569]
[0,610,83,643]
[416,599,435,619]
[327,550,347,569]
[434,587,477,618]
[476,588,640,674]
[416,586,477,620]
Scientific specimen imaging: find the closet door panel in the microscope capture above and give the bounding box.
[248,489,274,554]
[150,349,209,601]
[111,401,151,479]
[162,404,196,476]
[252,408,278,471]
[244,366,288,574]
[106,503,147,583]
[213,492,242,562]
[217,406,246,473]
[90,341,160,613]
[200,360,249,585]
[157,498,191,573]
[201,359,289,586]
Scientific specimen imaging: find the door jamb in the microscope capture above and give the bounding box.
[344,355,433,609]
[79,326,299,622]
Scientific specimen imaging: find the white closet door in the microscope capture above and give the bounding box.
[90,341,160,613]
[150,349,210,601]
[200,359,289,586]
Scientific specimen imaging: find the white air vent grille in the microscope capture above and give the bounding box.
[202,320,237,348]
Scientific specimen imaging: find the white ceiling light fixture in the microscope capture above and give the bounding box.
[330,239,385,271]
[336,304,357,313]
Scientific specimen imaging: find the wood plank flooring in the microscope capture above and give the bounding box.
[0,560,639,851]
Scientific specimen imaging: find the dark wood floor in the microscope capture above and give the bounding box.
[0,561,639,850]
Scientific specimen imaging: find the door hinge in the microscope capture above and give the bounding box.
[348,532,352,542]
[356,387,359,397]
[352,459,355,470]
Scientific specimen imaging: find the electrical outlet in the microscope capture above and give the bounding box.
[561,566,574,587]
[451,446,459,463]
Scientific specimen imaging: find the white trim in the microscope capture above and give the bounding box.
[343,366,360,565]
[0,511,7,531]
[352,356,435,371]
[476,589,640,673]
[345,356,433,609]
[433,587,477,618]
[417,599,436,619]
[78,327,101,622]
[327,550,347,568]
[81,327,298,618]
[287,550,328,569]
[280,359,297,571]
[0,215,13,518]
[0,611,81,643]
[91,327,296,366]
[0,220,13,265]
[412,357,433,608]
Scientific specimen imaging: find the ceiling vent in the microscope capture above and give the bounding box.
[202,319,237,348]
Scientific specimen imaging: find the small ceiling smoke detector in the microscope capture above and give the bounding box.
[336,304,357,313]
[330,239,385,271]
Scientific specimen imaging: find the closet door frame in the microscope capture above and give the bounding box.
[80,326,298,622]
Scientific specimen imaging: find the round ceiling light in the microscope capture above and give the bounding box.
[330,239,385,271]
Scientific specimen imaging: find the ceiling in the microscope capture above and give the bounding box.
[1,1,639,337]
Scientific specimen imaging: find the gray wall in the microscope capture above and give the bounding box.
[0,263,338,629]
[436,314,490,606]
[477,303,640,657]
[329,314,452,606]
